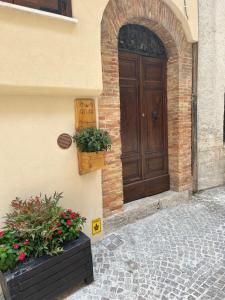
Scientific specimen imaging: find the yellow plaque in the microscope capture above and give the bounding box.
[75,99,96,130]
[92,218,102,235]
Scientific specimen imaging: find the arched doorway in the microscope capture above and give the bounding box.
[118,24,170,203]
[100,0,193,217]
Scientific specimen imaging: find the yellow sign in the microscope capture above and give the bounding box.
[92,218,102,235]
[75,99,96,130]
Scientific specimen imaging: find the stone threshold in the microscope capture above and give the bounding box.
[103,190,191,235]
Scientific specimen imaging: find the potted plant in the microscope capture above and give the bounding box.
[0,192,93,300]
[73,127,112,175]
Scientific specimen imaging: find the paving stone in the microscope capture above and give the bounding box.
[64,187,225,299]
[102,234,124,251]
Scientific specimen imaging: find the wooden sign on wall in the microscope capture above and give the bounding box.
[75,99,96,130]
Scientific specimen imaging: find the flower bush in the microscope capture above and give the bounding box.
[0,192,86,272]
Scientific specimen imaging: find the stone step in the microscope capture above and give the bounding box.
[103,190,191,235]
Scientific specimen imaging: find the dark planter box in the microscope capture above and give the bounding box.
[0,232,93,300]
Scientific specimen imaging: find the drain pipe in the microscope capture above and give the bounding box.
[192,43,198,193]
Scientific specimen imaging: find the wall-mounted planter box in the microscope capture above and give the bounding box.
[0,232,93,300]
[78,151,106,175]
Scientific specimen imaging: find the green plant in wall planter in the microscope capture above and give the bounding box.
[73,128,112,175]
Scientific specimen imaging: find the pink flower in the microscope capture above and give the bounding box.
[0,231,4,238]
[66,209,72,213]
[23,240,28,245]
[66,219,72,226]
[62,213,67,218]
[58,229,63,235]
[13,243,19,250]
[18,252,26,261]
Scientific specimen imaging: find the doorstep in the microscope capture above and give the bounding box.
[103,190,191,235]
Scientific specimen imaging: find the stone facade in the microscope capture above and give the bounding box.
[198,0,225,190]
[99,0,193,217]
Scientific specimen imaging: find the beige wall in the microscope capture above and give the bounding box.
[0,1,104,96]
[164,0,198,42]
[0,96,103,241]
[0,0,198,239]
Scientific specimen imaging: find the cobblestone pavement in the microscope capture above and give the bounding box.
[2,187,225,300]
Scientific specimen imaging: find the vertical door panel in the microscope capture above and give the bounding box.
[141,57,168,179]
[119,53,142,184]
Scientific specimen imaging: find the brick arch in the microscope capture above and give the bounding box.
[100,0,193,217]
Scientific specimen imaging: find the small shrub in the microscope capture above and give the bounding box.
[73,127,112,153]
[0,193,86,272]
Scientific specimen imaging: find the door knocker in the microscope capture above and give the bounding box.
[152,111,158,121]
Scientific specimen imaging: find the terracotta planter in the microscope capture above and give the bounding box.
[78,151,106,175]
[0,232,93,300]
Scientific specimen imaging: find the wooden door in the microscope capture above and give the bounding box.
[119,51,170,203]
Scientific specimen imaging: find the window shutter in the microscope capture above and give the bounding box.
[11,0,72,17]
[60,0,72,17]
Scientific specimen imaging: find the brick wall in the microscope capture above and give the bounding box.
[100,0,193,217]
